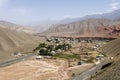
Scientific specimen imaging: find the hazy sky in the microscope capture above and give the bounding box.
[0,0,120,25]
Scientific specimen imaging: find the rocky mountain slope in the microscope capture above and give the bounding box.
[0,20,37,34]
[42,19,120,37]
[91,38,120,80]
[100,39,120,57]
[29,9,120,33]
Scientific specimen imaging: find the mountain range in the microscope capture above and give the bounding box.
[41,18,120,38]
[58,9,120,24]
[41,9,120,37]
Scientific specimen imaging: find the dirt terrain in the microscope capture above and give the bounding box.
[0,58,94,80]
[0,59,69,80]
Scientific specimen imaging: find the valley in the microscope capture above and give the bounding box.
[0,1,120,80]
[0,35,116,80]
[0,26,119,80]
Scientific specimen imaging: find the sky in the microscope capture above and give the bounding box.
[0,0,120,25]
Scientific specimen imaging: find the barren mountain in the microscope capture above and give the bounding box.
[0,20,37,34]
[42,19,120,37]
[91,38,120,80]
[0,26,42,62]
[29,9,120,33]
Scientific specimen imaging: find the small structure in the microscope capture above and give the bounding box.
[93,46,97,51]
[110,57,114,60]
[13,52,21,56]
[95,61,100,65]
[43,56,52,59]
[56,49,62,54]
[51,51,56,55]
[96,54,104,61]
[36,55,43,60]
[78,60,85,65]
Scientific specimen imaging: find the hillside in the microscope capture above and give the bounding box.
[0,20,37,34]
[42,19,120,37]
[100,39,120,57]
[91,39,120,80]
[0,27,42,62]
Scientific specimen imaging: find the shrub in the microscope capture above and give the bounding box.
[33,43,47,52]
[39,48,52,56]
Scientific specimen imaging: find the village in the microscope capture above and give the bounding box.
[0,37,114,80]
[30,37,109,79]
[33,37,106,65]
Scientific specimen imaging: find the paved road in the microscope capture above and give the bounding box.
[72,59,112,80]
[0,54,35,67]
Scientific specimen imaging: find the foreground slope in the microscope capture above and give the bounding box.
[92,39,120,80]
[100,39,120,57]
[0,27,41,62]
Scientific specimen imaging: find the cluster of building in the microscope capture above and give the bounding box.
[35,37,106,65]
[34,38,72,56]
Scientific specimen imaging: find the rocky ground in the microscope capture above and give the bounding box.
[0,58,69,80]
[0,57,94,80]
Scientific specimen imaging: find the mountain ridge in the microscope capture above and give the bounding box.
[0,20,38,34]
[58,9,120,24]
[34,9,120,33]
[42,18,120,38]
